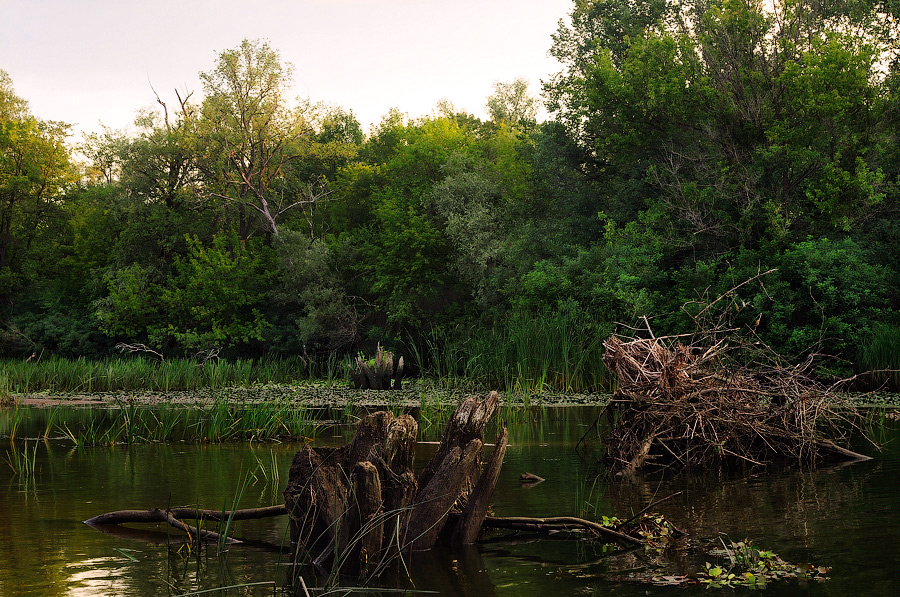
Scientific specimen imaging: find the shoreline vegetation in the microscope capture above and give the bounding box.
[4,3,900,397]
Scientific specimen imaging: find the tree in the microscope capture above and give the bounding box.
[542,0,900,356]
[1,71,73,308]
[486,78,539,128]
[96,232,274,353]
[198,39,324,239]
[118,89,200,209]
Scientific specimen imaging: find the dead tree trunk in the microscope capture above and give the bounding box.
[282,392,505,571]
[349,343,405,390]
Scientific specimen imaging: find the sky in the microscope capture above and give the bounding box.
[1,0,573,139]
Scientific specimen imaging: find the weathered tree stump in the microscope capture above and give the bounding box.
[282,392,505,573]
[349,343,405,390]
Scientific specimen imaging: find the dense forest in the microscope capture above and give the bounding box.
[2,0,899,390]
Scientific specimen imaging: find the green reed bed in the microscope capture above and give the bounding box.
[858,323,900,391]
[27,398,325,446]
[417,307,616,398]
[0,354,349,394]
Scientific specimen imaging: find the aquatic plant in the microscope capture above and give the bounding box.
[4,439,39,478]
[858,323,900,390]
[0,354,339,394]
[696,539,830,588]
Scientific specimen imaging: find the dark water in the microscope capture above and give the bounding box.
[1,405,899,595]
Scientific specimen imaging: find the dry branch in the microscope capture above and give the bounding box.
[601,311,871,475]
[82,506,271,544]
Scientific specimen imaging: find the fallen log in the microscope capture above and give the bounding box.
[83,506,265,544]
[479,515,645,546]
[84,504,287,525]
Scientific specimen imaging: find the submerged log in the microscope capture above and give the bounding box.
[82,505,287,544]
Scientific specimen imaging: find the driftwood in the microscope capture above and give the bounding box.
[479,515,646,546]
[86,391,660,574]
[83,505,288,544]
[600,313,872,475]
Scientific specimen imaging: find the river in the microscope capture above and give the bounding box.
[1,404,897,595]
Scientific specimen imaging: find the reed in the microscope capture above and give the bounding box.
[4,439,39,478]
[0,354,342,393]
[419,307,616,397]
[1,404,26,441]
[858,323,900,390]
[55,398,321,447]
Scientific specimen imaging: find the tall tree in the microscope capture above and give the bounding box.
[486,78,539,129]
[543,0,899,355]
[198,39,322,239]
[0,71,73,305]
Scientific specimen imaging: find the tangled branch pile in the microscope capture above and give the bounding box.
[601,324,870,475]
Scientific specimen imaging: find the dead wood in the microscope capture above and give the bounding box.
[479,515,645,546]
[417,391,499,491]
[344,461,384,574]
[281,392,504,566]
[601,285,873,474]
[84,506,246,544]
[349,343,405,389]
[406,439,482,551]
[454,427,509,545]
[519,472,545,483]
[84,504,287,526]
[86,391,663,575]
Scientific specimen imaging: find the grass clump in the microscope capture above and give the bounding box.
[858,323,900,391]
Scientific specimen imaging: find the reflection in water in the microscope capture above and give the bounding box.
[65,557,131,597]
[0,405,897,595]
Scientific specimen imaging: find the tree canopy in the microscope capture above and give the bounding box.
[2,12,899,387]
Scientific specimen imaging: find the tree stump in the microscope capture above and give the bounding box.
[282,392,505,573]
[349,343,405,390]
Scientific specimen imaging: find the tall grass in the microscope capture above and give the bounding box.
[4,439,39,478]
[0,354,349,394]
[858,323,900,391]
[415,306,616,398]
[57,398,321,447]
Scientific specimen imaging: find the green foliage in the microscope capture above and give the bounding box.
[754,238,891,358]
[270,230,360,351]
[163,232,273,350]
[96,232,273,352]
[2,18,900,383]
[699,538,830,588]
[0,72,74,306]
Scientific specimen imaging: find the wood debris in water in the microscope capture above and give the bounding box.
[601,319,871,475]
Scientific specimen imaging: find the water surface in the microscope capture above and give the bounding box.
[1,405,897,595]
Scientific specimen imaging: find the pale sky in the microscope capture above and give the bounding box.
[1,0,573,138]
